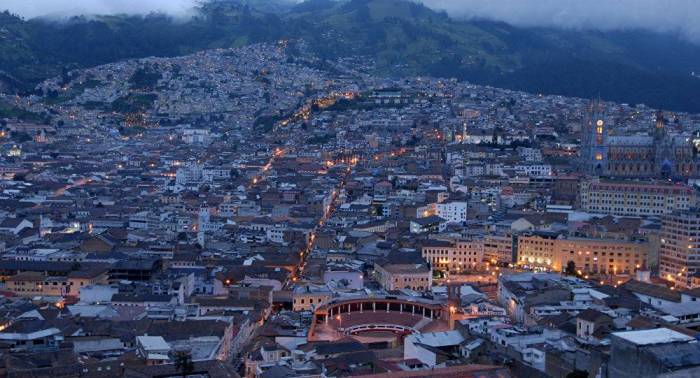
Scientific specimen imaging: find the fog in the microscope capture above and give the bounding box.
[421,0,700,42]
[2,0,202,19]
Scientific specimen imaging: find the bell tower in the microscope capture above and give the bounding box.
[654,110,666,140]
[582,97,609,175]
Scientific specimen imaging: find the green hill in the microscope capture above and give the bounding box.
[2,0,700,112]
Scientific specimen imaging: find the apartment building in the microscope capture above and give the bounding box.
[484,233,514,264]
[580,180,696,217]
[659,209,700,288]
[517,232,649,275]
[422,238,485,272]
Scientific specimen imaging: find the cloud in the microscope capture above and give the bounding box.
[3,0,699,43]
[2,0,202,19]
[420,0,700,42]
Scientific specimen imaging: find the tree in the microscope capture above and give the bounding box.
[12,132,32,143]
[565,260,576,276]
[128,66,162,90]
[173,350,194,377]
[566,369,589,378]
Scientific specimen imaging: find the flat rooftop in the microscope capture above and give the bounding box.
[613,328,694,346]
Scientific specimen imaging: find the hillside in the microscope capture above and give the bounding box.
[1,0,700,112]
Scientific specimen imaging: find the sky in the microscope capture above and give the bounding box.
[3,0,700,43]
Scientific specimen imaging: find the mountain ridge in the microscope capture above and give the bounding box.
[1,0,700,112]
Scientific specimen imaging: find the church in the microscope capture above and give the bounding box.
[580,99,700,179]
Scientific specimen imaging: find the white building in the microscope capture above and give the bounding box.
[417,201,467,224]
[175,162,206,185]
[435,201,468,224]
[404,330,465,367]
[514,164,552,178]
[182,128,210,144]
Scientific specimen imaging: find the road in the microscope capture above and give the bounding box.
[290,159,357,286]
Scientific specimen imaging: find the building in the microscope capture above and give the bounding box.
[517,232,649,274]
[580,179,696,216]
[422,238,485,272]
[514,163,552,177]
[659,209,700,288]
[497,273,571,324]
[576,309,613,342]
[5,272,70,297]
[484,233,514,264]
[374,252,432,291]
[515,232,559,270]
[292,285,332,312]
[0,319,63,351]
[608,328,700,378]
[409,215,446,234]
[67,267,110,294]
[581,100,700,179]
[403,330,465,367]
[136,335,171,365]
[175,161,206,186]
[417,201,468,224]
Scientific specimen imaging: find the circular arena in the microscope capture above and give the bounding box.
[308,295,451,343]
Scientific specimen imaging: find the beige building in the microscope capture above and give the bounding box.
[516,232,558,269]
[6,272,70,297]
[580,179,696,217]
[484,233,514,264]
[292,285,332,311]
[67,267,110,295]
[422,238,485,272]
[659,209,700,288]
[517,232,649,275]
[374,261,432,291]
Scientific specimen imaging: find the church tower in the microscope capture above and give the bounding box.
[581,98,609,175]
[654,110,666,140]
[653,111,676,178]
[197,203,209,248]
[198,203,210,227]
[462,121,467,144]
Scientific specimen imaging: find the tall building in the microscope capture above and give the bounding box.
[659,209,700,288]
[581,99,700,178]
